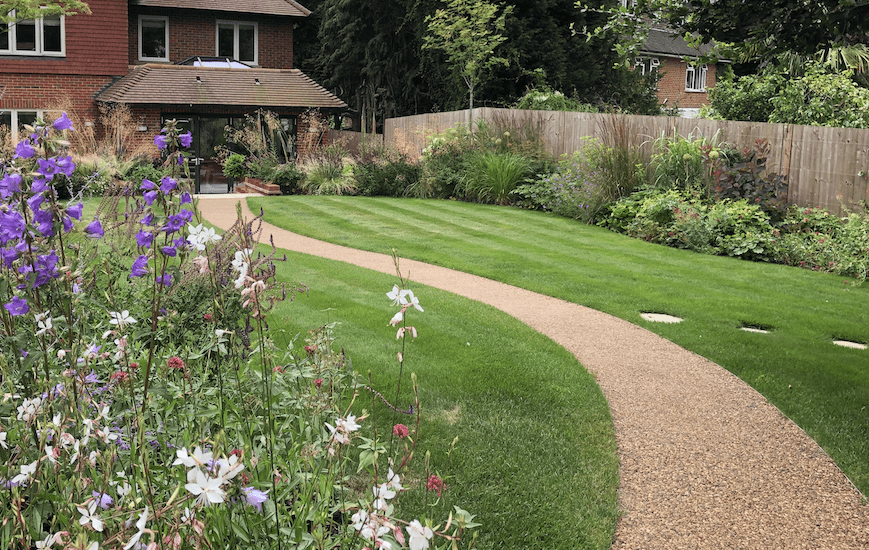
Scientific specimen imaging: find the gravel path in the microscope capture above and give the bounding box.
[199,195,869,549]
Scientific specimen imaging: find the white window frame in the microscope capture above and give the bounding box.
[634,57,660,76]
[0,109,44,143]
[686,63,708,92]
[215,20,258,65]
[138,15,169,62]
[0,9,65,57]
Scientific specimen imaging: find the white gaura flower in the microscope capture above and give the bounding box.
[108,310,136,329]
[388,310,404,326]
[372,482,396,511]
[185,468,226,506]
[173,446,213,468]
[11,460,38,486]
[187,224,221,251]
[17,396,42,422]
[215,454,244,481]
[77,500,104,532]
[0,431,7,449]
[123,506,148,550]
[386,467,403,491]
[35,311,53,336]
[406,519,434,550]
[337,414,361,433]
[403,290,423,312]
[386,285,407,306]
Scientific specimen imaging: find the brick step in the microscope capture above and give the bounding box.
[234,178,281,195]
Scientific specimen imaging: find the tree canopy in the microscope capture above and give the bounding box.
[1,0,90,23]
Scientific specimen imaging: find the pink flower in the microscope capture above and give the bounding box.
[167,356,185,370]
[426,475,446,498]
[393,424,409,439]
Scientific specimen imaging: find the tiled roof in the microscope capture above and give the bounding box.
[641,28,714,58]
[96,64,346,110]
[130,0,310,17]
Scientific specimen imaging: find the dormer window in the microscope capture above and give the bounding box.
[139,16,169,62]
[217,21,257,65]
[0,10,64,56]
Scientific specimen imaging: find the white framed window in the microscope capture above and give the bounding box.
[216,21,257,65]
[634,57,660,76]
[686,63,707,92]
[0,10,64,56]
[0,109,43,143]
[138,15,169,62]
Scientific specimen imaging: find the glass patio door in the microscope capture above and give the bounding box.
[168,116,232,194]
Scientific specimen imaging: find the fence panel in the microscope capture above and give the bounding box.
[383,108,869,214]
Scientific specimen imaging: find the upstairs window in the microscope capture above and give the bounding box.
[686,63,707,92]
[0,109,43,143]
[0,10,64,56]
[217,21,257,65]
[634,57,660,76]
[139,15,169,62]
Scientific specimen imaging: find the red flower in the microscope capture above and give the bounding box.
[304,345,316,355]
[110,371,130,383]
[314,378,323,388]
[392,424,409,439]
[204,313,212,321]
[128,362,139,369]
[167,356,185,370]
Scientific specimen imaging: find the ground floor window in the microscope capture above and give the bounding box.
[1,109,43,143]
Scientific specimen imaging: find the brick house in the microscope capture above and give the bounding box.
[633,27,722,117]
[0,0,346,193]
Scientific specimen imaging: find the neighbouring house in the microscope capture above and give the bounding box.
[634,27,721,117]
[0,0,346,193]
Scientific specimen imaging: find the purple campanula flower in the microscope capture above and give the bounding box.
[1,247,19,267]
[179,131,193,148]
[0,210,25,245]
[140,178,156,191]
[62,215,74,233]
[0,173,22,199]
[56,156,75,178]
[92,490,113,508]
[141,213,155,226]
[36,158,59,180]
[27,193,45,213]
[160,245,177,257]
[242,487,268,512]
[4,295,28,316]
[13,139,35,159]
[162,214,185,234]
[84,371,100,384]
[33,209,54,237]
[154,134,169,150]
[130,255,149,278]
[180,192,193,205]
[179,208,194,222]
[66,203,83,220]
[85,218,104,238]
[53,112,74,131]
[157,273,172,287]
[31,178,50,194]
[135,230,153,248]
[143,190,158,205]
[33,251,60,287]
[160,176,177,194]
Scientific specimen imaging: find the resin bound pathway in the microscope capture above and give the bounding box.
[198,195,869,549]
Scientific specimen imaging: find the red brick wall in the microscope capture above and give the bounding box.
[655,57,717,109]
[0,0,128,76]
[129,7,295,69]
[0,73,114,124]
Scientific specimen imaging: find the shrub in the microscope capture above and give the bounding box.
[413,125,481,199]
[706,71,784,122]
[514,86,598,112]
[770,62,869,128]
[222,152,247,180]
[514,152,606,222]
[353,142,421,197]
[704,139,789,223]
[459,151,530,205]
[269,162,305,194]
[650,131,717,193]
[300,158,357,195]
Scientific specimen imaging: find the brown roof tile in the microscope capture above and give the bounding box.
[96,64,346,110]
[130,0,310,17]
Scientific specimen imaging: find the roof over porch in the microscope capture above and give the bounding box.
[130,0,311,17]
[96,64,347,111]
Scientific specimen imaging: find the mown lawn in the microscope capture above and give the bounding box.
[248,195,869,496]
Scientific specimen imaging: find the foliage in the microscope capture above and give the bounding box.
[649,131,717,193]
[459,151,531,204]
[269,163,305,195]
[412,125,481,199]
[704,139,789,223]
[769,62,869,128]
[300,158,357,195]
[515,86,598,112]
[0,116,478,550]
[353,145,422,197]
[514,151,606,222]
[422,0,514,112]
[588,115,649,202]
[0,0,90,22]
[219,110,294,180]
[706,71,785,123]
[222,153,247,180]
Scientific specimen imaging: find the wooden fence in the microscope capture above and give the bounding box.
[384,107,869,215]
[330,130,383,155]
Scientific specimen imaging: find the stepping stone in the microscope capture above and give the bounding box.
[741,327,769,334]
[640,313,682,323]
[833,340,867,350]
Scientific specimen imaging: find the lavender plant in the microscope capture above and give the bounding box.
[0,115,476,550]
